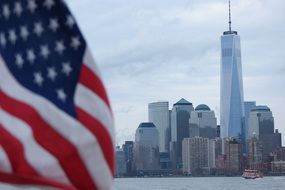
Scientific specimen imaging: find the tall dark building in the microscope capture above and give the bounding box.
[134,122,160,172]
[170,98,193,170]
[217,125,221,138]
[122,141,134,175]
[248,106,282,161]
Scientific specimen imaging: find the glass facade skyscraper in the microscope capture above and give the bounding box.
[248,105,282,161]
[189,104,217,139]
[134,122,160,171]
[148,102,170,153]
[170,98,194,169]
[220,6,245,139]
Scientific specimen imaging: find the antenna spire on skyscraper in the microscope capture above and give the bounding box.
[229,0,232,32]
[223,0,237,35]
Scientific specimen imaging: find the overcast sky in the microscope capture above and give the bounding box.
[66,0,285,146]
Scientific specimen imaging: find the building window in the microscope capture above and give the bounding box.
[236,49,241,57]
[222,48,232,57]
[198,112,202,118]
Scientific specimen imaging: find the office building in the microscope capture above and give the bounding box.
[115,146,126,177]
[247,137,263,170]
[170,98,194,170]
[248,106,274,137]
[159,152,171,170]
[148,102,170,153]
[217,125,221,138]
[182,137,215,174]
[224,138,244,174]
[134,122,160,171]
[189,104,217,139]
[248,105,282,161]
[220,2,245,139]
[272,147,285,161]
[244,101,256,140]
[244,101,256,154]
[214,138,223,158]
[122,141,135,175]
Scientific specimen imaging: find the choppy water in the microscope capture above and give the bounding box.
[114,176,285,190]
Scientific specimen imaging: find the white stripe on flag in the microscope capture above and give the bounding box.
[0,56,113,189]
[83,49,101,78]
[0,146,12,173]
[75,83,114,142]
[0,109,71,184]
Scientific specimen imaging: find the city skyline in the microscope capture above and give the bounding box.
[66,0,285,146]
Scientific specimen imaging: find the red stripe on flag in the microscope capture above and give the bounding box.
[0,91,97,190]
[76,107,115,175]
[79,64,111,110]
[0,125,38,176]
[0,172,77,190]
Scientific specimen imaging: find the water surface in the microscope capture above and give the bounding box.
[114,176,285,190]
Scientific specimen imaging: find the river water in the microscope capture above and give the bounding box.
[114,176,285,190]
[0,176,284,189]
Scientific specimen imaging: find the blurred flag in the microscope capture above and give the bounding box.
[0,0,114,189]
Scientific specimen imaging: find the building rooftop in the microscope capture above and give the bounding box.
[138,122,156,128]
[223,31,238,35]
[251,105,270,112]
[195,104,211,111]
[174,98,192,106]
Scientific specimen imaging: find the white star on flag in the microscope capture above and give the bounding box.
[14,2,23,17]
[40,45,50,59]
[27,0,37,13]
[47,67,57,81]
[49,18,60,32]
[56,88,66,102]
[2,4,10,19]
[33,72,44,86]
[20,26,29,40]
[8,30,17,44]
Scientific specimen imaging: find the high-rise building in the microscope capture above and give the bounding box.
[122,141,135,175]
[170,98,194,170]
[248,105,282,161]
[189,104,217,139]
[214,138,223,158]
[182,137,215,175]
[244,101,256,154]
[248,106,274,137]
[220,1,245,139]
[224,138,244,174]
[148,102,170,153]
[134,122,160,172]
[247,136,263,170]
[115,146,126,177]
[244,101,256,139]
[217,125,221,138]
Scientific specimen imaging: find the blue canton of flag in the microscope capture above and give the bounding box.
[0,0,86,117]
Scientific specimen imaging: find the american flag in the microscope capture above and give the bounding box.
[0,0,114,189]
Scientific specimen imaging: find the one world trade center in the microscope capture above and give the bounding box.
[220,1,245,139]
